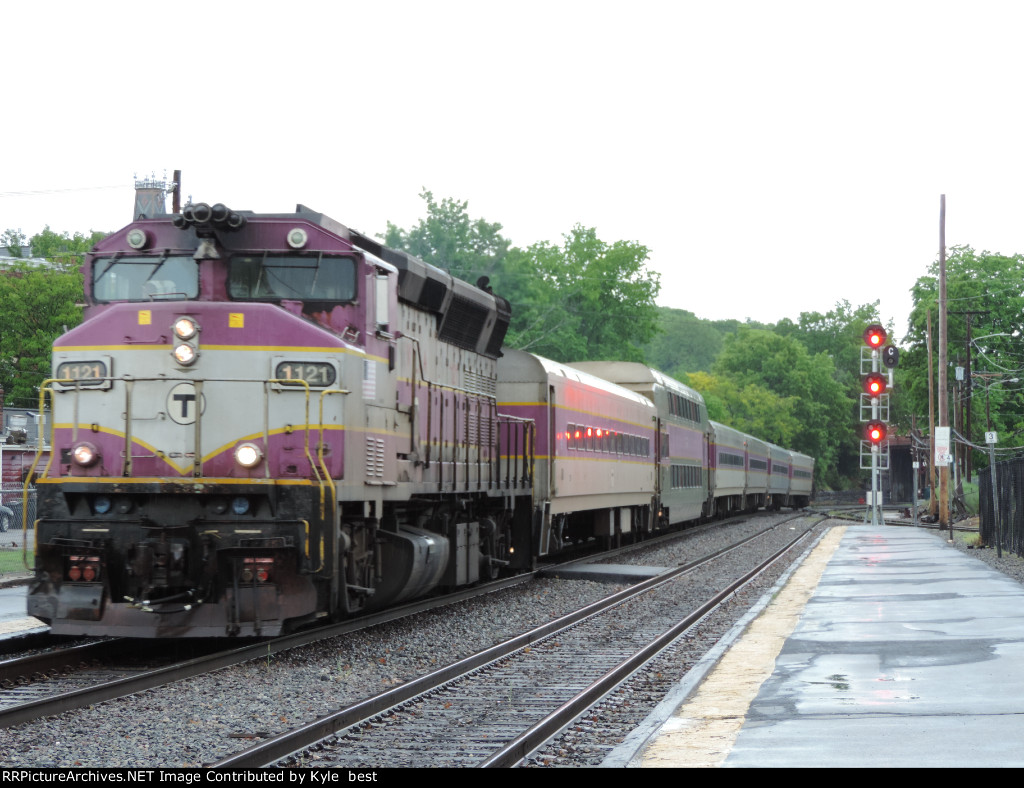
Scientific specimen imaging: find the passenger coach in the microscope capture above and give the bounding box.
[567,362,709,526]
[497,349,658,554]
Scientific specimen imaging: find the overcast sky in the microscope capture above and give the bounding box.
[3,1,1022,338]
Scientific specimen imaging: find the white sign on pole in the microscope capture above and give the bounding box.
[986,431,998,444]
[935,426,951,466]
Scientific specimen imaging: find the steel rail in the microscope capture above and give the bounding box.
[209,515,823,768]
[480,519,822,767]
[0,571,537,729]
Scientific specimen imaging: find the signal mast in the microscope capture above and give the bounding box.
[861,324,897,525]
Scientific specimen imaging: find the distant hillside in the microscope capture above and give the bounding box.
[643,307,772,377]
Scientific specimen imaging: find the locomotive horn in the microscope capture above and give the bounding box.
[182,204,196,223]
[190,203,213,223]
[226,212,246,230]
[210,203,230,224]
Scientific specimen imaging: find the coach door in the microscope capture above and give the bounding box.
[548,384,556,497]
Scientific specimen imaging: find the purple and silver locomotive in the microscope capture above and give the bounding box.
[28,203,535,637]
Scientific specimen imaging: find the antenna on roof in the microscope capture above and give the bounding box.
[132,171,177,219]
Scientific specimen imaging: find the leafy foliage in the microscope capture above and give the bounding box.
[30,227,107,273]
[712,326,855,488]
[386,191,662,363]
[498,226,660,362]
[0,262,83,405]
[685,370,800,446]
[903,246,1024,465]
[1,229,26,257]
[383,190,510,285]
[644,308,726,376]
[0,227,105,405]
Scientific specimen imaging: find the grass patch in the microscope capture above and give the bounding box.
[961,481,980,515]
[957,531,985,548]
[0,547,33,577]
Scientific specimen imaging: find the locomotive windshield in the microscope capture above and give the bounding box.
[92,255,199,301]
[228,253,357,302]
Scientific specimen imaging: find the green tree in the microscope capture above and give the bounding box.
[0,262,83,404]
[685,370,800,446]
[644,308,725,377]
[31,226,107,273]
[385,190,661,364]
[2,230,26,257]
[498,225,660,362]
[903,246,1024,465]
[713,326,853,487]
[774,299,888,382]
[774,300,892,482]
[383,190,510,285]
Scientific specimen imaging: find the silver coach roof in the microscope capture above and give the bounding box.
[566,361,705,405]
[498,350,656,409]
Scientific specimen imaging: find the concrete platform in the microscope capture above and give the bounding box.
[608,523,1024,768]
[0,580,46,637]
[540,563,672,584]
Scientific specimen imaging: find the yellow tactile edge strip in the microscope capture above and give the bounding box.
[639,525,847,768]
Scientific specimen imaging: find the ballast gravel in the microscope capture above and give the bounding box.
[0,515,940,768]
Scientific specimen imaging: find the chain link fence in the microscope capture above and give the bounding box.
[0,485,36,580]
[978,456,1024,556]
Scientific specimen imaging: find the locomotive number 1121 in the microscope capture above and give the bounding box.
[273,361,337,387]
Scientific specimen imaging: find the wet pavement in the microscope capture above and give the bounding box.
[615,524,1024,768]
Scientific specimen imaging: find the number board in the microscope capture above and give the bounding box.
[54,358,111,389]
[273,361,337,388]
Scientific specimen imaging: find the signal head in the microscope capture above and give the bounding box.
[865,420,887,445]
[864,372,887,398]
[882,345,900,368]
[863,324,887,348]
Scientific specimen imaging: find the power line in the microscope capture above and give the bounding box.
[0,183,131,196]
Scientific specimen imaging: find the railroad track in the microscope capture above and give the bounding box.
[0,510,775,731]
[210,514,825,768]
[0,567,544,730]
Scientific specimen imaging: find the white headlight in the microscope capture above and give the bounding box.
[72,442,100,467]
[234,442,263,468]
[173,343,197,365]
[173,317,198,340]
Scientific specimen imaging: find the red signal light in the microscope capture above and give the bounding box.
[865,420,887,444]
[863,324,887,348]
[864,372,887,397]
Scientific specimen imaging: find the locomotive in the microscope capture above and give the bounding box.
[25,201,813,638]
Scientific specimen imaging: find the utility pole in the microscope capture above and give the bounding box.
[927,310,936,515]
[938,195,950,537]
